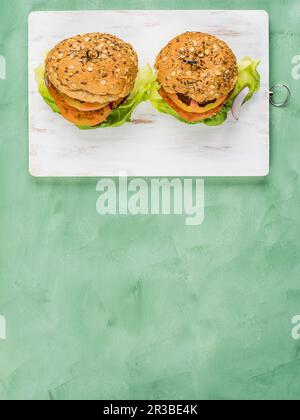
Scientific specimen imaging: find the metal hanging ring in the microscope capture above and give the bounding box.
[269,84,291,107]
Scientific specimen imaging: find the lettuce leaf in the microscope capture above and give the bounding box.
[35,64,154,129]
[149,57,261,126]
[35,64,60,114]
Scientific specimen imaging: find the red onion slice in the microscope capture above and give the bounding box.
[231,86,250,121]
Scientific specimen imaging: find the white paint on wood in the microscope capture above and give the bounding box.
[28,10,269,177]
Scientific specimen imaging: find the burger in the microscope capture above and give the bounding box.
[154,32,238,123]
[39,33,140,128]
[150,32,260,125]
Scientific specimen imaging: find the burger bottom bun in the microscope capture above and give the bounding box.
[54,81,130,105]
[61,92,111,112]
[159,88,228,122]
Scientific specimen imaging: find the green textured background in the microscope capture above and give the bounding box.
[1,0,300,400]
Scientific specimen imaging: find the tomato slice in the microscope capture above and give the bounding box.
[48,83,112,126]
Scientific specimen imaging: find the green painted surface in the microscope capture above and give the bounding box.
[0,0,300,400]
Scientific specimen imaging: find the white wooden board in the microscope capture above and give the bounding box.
[28,10,269,177]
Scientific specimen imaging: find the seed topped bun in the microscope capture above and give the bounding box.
[155,32,238,104]
[45,33,138,104]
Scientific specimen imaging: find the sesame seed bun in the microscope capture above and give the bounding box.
[155,32,238,104]
[45,33,138,104]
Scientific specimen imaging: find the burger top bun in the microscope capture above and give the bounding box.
[45,33,138,104]
[155,32,238,104]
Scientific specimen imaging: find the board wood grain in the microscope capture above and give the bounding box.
[28,10,269,177]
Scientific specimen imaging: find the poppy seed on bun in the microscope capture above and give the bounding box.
[155,32,238,121]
